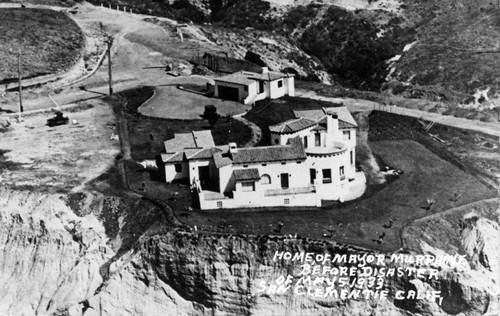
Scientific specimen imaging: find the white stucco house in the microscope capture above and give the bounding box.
[213,67,295,105]
[160,106,365,210]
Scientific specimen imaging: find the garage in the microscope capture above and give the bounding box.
[218,85,240,102]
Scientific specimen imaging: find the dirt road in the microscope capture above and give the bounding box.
[296,89,500,137]
[1,2,499,141]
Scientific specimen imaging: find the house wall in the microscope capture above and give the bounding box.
[269,77,294,99]
[164,161,189,182]
[288,77,295,97]
[340,127,357,178]
[244,81,266,104]
[199,191,319,210]
[306,152,349,201]
[217,160,310,195]
[187,160,211,184]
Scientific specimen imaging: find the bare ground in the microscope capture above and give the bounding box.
[0,98,120,194]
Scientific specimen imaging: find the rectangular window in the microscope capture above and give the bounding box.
[281,162,286,165]
[217,201,223,208]
[244,85,248,92]
[278,80,283,88]
[242,182,255,192]
[315,133,321,146]
[303,136,308,148]
[322,169,332,183]
[284,198,290,205]
[174,163,182,173]
[350,150,354,165]
[343,130,351,140]
[340,166,345,175]
[310,169,316,184]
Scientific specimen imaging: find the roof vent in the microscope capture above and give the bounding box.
[261,67,269,74]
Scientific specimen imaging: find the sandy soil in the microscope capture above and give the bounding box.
[0,98,119,193]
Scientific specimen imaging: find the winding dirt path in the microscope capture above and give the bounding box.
[296,89,500,137]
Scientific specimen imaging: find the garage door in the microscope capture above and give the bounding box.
[218,86,240,102]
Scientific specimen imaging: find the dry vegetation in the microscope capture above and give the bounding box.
[0,8,84,82]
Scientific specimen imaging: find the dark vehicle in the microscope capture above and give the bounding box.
[47,111,69,127]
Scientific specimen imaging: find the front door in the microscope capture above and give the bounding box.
[258,80,265,94]
[280,173,289,189]
[310,169,316,184]
[198,166,210,189]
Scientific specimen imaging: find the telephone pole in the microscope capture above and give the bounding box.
[17,49,23,119]
[107,37,113,95]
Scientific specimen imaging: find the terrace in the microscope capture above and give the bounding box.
[305,141,347,156]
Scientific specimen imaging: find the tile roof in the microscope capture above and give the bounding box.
[214,72,255,85]
[186,148,221,160]
[161,153,184,163]
[233,168,260,181]
[192,130,216,147]
[339,120,358,129]
[214,70,292,86]
[269,117,317,134]
[247,71,291,81]
[294,106,358,128]
[323,106,358,127]
[231,137,306,164]
[164,130,215,153]
[213,152,232,168]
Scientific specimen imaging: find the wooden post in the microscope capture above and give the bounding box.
[17,49,23,119]
[107,38,113,95]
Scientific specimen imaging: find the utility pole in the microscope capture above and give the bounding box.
[107,37,113,95]
[17,49,23,119]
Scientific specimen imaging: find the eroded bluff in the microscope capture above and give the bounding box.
[0,188,498,315]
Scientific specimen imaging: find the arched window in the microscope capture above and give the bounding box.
[261,174,271,185]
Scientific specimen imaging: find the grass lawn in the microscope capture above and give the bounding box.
[139,77,252,120]
[0,8,84,82]
[116,87,252,161]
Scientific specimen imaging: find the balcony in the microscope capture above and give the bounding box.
[305,141,347,157]
[265,186,316,197]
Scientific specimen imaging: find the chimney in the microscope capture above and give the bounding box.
[229,142,237,154]
[326,111,339,134]
[261,67,269,74]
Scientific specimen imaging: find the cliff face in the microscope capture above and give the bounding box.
[0,188,112,315]
[0,186,498,316]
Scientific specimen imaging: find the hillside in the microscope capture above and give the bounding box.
[0,8,84,82]
[85,0,500,113]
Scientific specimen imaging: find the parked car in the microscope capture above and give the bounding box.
[47,111,69,127]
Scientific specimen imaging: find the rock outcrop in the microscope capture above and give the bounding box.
[0,186,497,315]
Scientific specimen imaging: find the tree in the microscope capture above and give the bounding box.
[200,105,220,128]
